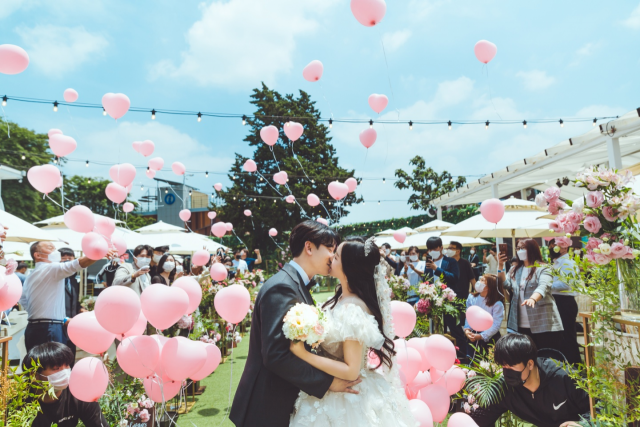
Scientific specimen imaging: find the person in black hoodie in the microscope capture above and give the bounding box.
[471,333,590,427]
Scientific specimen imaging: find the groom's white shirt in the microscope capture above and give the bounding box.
[289,260,311,286]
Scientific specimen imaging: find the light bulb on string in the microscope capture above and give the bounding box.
[378,201,380,205]
[2,96,7,107]
[165,189,168,194]
[409,121,413,130]
[21,155,25,160]
[86,161,89,167]
[383,178,386,183]
[523,120,527,129]
[593,118,597,126]
[485,120,490,130]
[102,107,107,116]
[559,119,564,127]
[369,119,373,129]
[448,120,452,130]
[197,112,202,122]
[329,118,333,129]
[205,171,209,178]
[88,178,91,184]
[242,115,247,126]
[151,109,156,120]
[141,185,144,190]
[189,190,192,196]
[53,101,58,112]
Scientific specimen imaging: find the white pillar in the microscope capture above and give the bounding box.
[607,137,622,170]
[0,180,4,211]
[491,184,503,245]
[520,188,528,200]
[437,206,443,221]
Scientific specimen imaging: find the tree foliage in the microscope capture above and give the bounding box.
[212,83,360,250]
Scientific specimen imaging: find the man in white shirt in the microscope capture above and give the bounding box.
[19,241,115,354]
[232,249,249,274]
[483,246,498,274]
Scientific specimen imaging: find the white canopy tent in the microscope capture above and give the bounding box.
[34,214,125,227]
[0,210,60,243]
[36,225,147,254]
[136,222,227,254]
[135,221,185,234]
[376,226,418,236]
[374,219,491,251]
[415,220,454,232]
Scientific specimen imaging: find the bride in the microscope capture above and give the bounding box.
[289,237,418,427]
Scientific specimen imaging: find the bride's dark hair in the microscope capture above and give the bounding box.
[323,236,396,369]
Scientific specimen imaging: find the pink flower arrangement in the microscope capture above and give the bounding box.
[554,236,572,249]
[416,299,430,314]
[5,258,17,275]
[139,409,150,423]
[583,216,602,234]
[544,186,561,202]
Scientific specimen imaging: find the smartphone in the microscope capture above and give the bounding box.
[499,243,508,254]
[140,265,150,272]
[426,255,433,262]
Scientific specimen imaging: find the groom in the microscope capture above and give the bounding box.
[230,221,361,427]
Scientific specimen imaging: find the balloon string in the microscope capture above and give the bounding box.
[218,324,237,426]
[484,64,502,120]
[250,217,255,230]
[1,105,10,137]
[45,194,67,213]
[289,141,312,182]
[270,236,284,251]
[269,146,281,172]
[283,183,309,218]
[379,34,400,121]
[231,229,247,248]
[319,201,333,222]
[256,171,282,196]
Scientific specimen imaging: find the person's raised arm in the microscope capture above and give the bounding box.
[522,268,553,308]
[469,397,508,427]
[290,339,362,381]
[254,249,262,265]
[78,249,117,269]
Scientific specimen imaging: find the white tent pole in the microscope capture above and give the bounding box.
[492,184,504,246]
[437,206,443,221]
[607,137,622,170]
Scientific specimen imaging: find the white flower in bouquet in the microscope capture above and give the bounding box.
[282,303,329,349]
[435,297,444,307]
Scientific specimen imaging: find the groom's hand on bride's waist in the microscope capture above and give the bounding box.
[329,377,362,395]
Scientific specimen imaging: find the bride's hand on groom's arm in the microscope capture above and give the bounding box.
[328,377,362,395]
[290,341,307,358]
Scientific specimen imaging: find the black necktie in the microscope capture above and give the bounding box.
[306,279,316,289]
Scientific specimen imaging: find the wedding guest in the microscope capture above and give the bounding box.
[464,274,504,357]
[483,246,498,274]
[58,248,81,359]
[395,250,406,276]
[379,243,397,276]
[548,239,582,365]
[468,246,480,280]
[497,239,565,358]
[15,262,28,284]
[150,245,169,277]
[112,245,152,296]
[241,248,262,272]
[403,246,425,305]
[446,241,475,300]
[233,249,249,274]
[156,253,182,285]
[26,342,108,427]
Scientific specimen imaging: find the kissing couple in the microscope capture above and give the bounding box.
[230,220,418,427]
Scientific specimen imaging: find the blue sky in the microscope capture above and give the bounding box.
[2,0,639,224]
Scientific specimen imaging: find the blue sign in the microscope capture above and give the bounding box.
[164,193,176,205]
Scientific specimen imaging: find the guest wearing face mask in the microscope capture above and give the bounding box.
[112,245,153,296]
[232,249,249,274]
[464,274,504,358]
[149,245,169,277]
[20,242,115,354]
[395,250,406,276]
[483,246,498,274]
[157,253,182,285]
[470,334,590,427]
[379,243,397,276]
[468,246,480,280]
[402,246,426,306]
[497,239,565,357]
[26,342,108,427]
[58,248,81,361]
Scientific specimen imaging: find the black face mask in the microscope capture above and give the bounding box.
[503,366,531,387]
[235,254,241,260]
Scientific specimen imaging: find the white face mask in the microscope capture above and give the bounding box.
[384,249,390,256]
[444,249,455,258]
[429,251,441,259]
[470,250,475,254]
[517,249,528,261]
[475,281,486,293]
[163,262,175,272]
[47,368,71,391]
[153,254,162,263]
[135,257,150,269]
[400,255,406,262]
[176,265,184,274]
[409,255,418,262]
[46,251,62,263]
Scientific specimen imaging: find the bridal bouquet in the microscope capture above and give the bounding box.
[282,303,329,349]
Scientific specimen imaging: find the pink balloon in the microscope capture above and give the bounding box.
[214,183,223,191]
[408,399,434,427]
[474,40,497,64]
[407,337,431,371]
[48,129,63,138]
[393,231,406,244]
[123,202,134,213]
[132,141,142,153]
[214,284,250,324]
[390,301,416,338]
[0,44,29,74]
[122,311,148,339]
[190,343,222,381]
[302,60,324,82]
[210,263,228,282]
[244,209,252,217]
[94,286,141,335]
[430,368,446,387]
[105,182,127,204]
[172,162,186,175]
[63,88,78,102]
[273,171,288,185]
[345,177,358,193]
[109,164,136,187]
[419,384,450,423]
[81,232,109,261]
[408,371,432,396]
[49,134,77,157]
[316,217,328,226]
[396,345,421,384]
[161,337,207,381]
[57,176,64,188]
[225,222,233,231]
[207,211,216,219]
[448,413,479,427]
[125,183,132,194]
[211,222,227,238]
[467,305,494,332]
[141,284,189,330]
[328,181,349,201]
[64,205,94,233]
[101,93,130,120]
[350,0,387,27]
[94,216,116,237]
[145,169,156,179]
[424,335,456,371]
[480,198,505,224]
[68,312,115,355]
[117,335,160,379]
[27,165,60,194]
[359,128,377,149]
[179,209,191,222]
[192,250,210,267]
[283,122,304,141]
[368,93,389,114]
[139,140,155,157]
[148,157,164,171]
[260,125,279,146]
[69,358,109,402]
[443,366,467,396]
[144,376,182,402]
[269,228,278,237]
[0,274,22,311]
[307,193,320,207]
[111,235,127,257]
[172,276,202,314]
[285,195,296,203]
[243,159,257,173]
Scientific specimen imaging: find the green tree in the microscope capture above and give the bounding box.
[212,83,360,250]
[394,155,467,211]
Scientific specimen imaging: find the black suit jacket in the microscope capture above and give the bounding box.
[65,275,81,318]
[423,256,460,290]
[230,263,333,427]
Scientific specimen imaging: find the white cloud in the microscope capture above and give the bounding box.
[150,0,337,88]
[623,3,640,29]
[515,70,556,91]
[576,42,601,56]
[16,25,108,78]
[382,30,412,53]
[0,0,24,19]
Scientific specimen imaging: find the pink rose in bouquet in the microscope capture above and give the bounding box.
[586,237,602,250]
[610,242,628,259]
[5,258,17,275]
[586,191,605,208]
[593,253,611,265]
[583,215,602,234]
[554,236,572,249]
[549,220,563,233]
[544,186,561,202]
[416,299,430,314]
[535,192,548,208]
[565,211,583,226]
[602,206,618,222]
[548,201,563,215]
[623,247,636,260]
[139,409,150,423]
[558,215,579,234]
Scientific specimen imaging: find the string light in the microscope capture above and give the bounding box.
[448,120,452,130]
[141,185,144,190]
[593,118,597,126]
[211,193,214,198]
[21,155,26,160]
[409,121,413,130]
[369,119,373,129]
[383,178,386,183]
[86,161,89,167]
[165,189,168,194]
[102,107,107,116]
[485,120,490,130]
[242,115,247,126]
[205,171,208,178]
[329,118,333,129]
[151,109,156,120]
[2,96,6,107]
[523,120,527,129]
[88,178,91,184]
[197,112,202,122]
[53,101,58,112]
[189,190,192,196]
[559,119,564,128]
[378,201,381,205]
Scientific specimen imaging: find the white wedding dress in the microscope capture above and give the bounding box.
[290,296,418,427]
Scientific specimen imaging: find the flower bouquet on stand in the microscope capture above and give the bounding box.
[414,281,464,336]
[387,275,412,302]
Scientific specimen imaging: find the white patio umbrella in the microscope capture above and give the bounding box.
[37,225,147,254]
[142,232,227,255]
[136,221,185,234]
[402,231,491,249]
[0,210,59,243]
[34,214,125,227]
[376,226,418,236]
[415,220,455,233]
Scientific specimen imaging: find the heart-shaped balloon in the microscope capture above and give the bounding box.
[139,140,155,157]
[350,0,387,27]
[393,231,406,243]
[360,128,377,149]
[286,195,295,203]
[225,223,233,231]
[82,232,109,260]
[141,284,190,330]
[207,211,216,220]
[148,157,164,171]
[302,60,324,82]
[0,44,29,75]
[146,169,156,179]
[172,162,186,175]
[48,129,63,138]
[474,40,497,64]
[260,125,279,146]
[179,209,191,222]
[274,171,288,185]
[49,134,77,157]
[132,141,142,153]
[214,183,223,191]
[94,216,116,237]
[368,94,389,114]
[123,202,134,213]
[243,159,257,173]
[307,193,320,207]
[63,88,78,103]
[105,183,128,204]
[345,177,358,193]
[316,217,328,226]
[283,122,304,141]
[328,181,349,201]
[109,164,136,187]
[27,165,60,194]
[211,222,227,238]
[102,93,130,120]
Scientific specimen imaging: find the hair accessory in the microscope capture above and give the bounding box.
[364,236,376,256]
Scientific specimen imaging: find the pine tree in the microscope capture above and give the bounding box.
[212,83,360,250]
